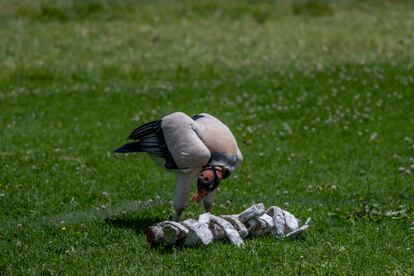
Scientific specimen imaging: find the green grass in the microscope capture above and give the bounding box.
[1,0,414,274]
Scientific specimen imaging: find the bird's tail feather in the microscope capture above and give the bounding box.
[114,142,143,153]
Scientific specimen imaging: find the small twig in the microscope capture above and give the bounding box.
[298,255,304,276]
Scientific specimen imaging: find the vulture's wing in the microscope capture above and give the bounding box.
[116,119,179,169]
[161,112,211,169]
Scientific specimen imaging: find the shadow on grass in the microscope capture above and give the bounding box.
[105,216,162,235]
[104,216,181,253]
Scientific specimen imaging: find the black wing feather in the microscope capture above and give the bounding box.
[117,119,179,169]
[128,120,162,140]
[191,114,205,121]
[114,142,142,153]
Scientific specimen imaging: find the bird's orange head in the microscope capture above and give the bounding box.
[192,166,225,203]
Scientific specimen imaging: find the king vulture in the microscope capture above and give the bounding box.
[115,112,243,221]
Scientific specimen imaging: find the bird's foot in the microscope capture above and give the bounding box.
[169,212,181,222]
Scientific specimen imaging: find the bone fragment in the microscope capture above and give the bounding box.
[211,215,244,247]
[221,215,248,238]
[183,217,214,246]
[145,225,164,244]
[238,203,266,223]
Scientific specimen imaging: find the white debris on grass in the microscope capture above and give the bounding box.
[384,209,407,217]
[146,203,311,247]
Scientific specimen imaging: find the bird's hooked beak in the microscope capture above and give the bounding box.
[192,166,224,203]
[191,189,209,203]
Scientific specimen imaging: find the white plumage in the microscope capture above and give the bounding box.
[115,112,243,221]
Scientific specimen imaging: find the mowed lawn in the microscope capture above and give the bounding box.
[1,0,414,274]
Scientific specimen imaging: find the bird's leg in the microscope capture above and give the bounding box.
[203,190,216,213]
[172,171,198,222]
